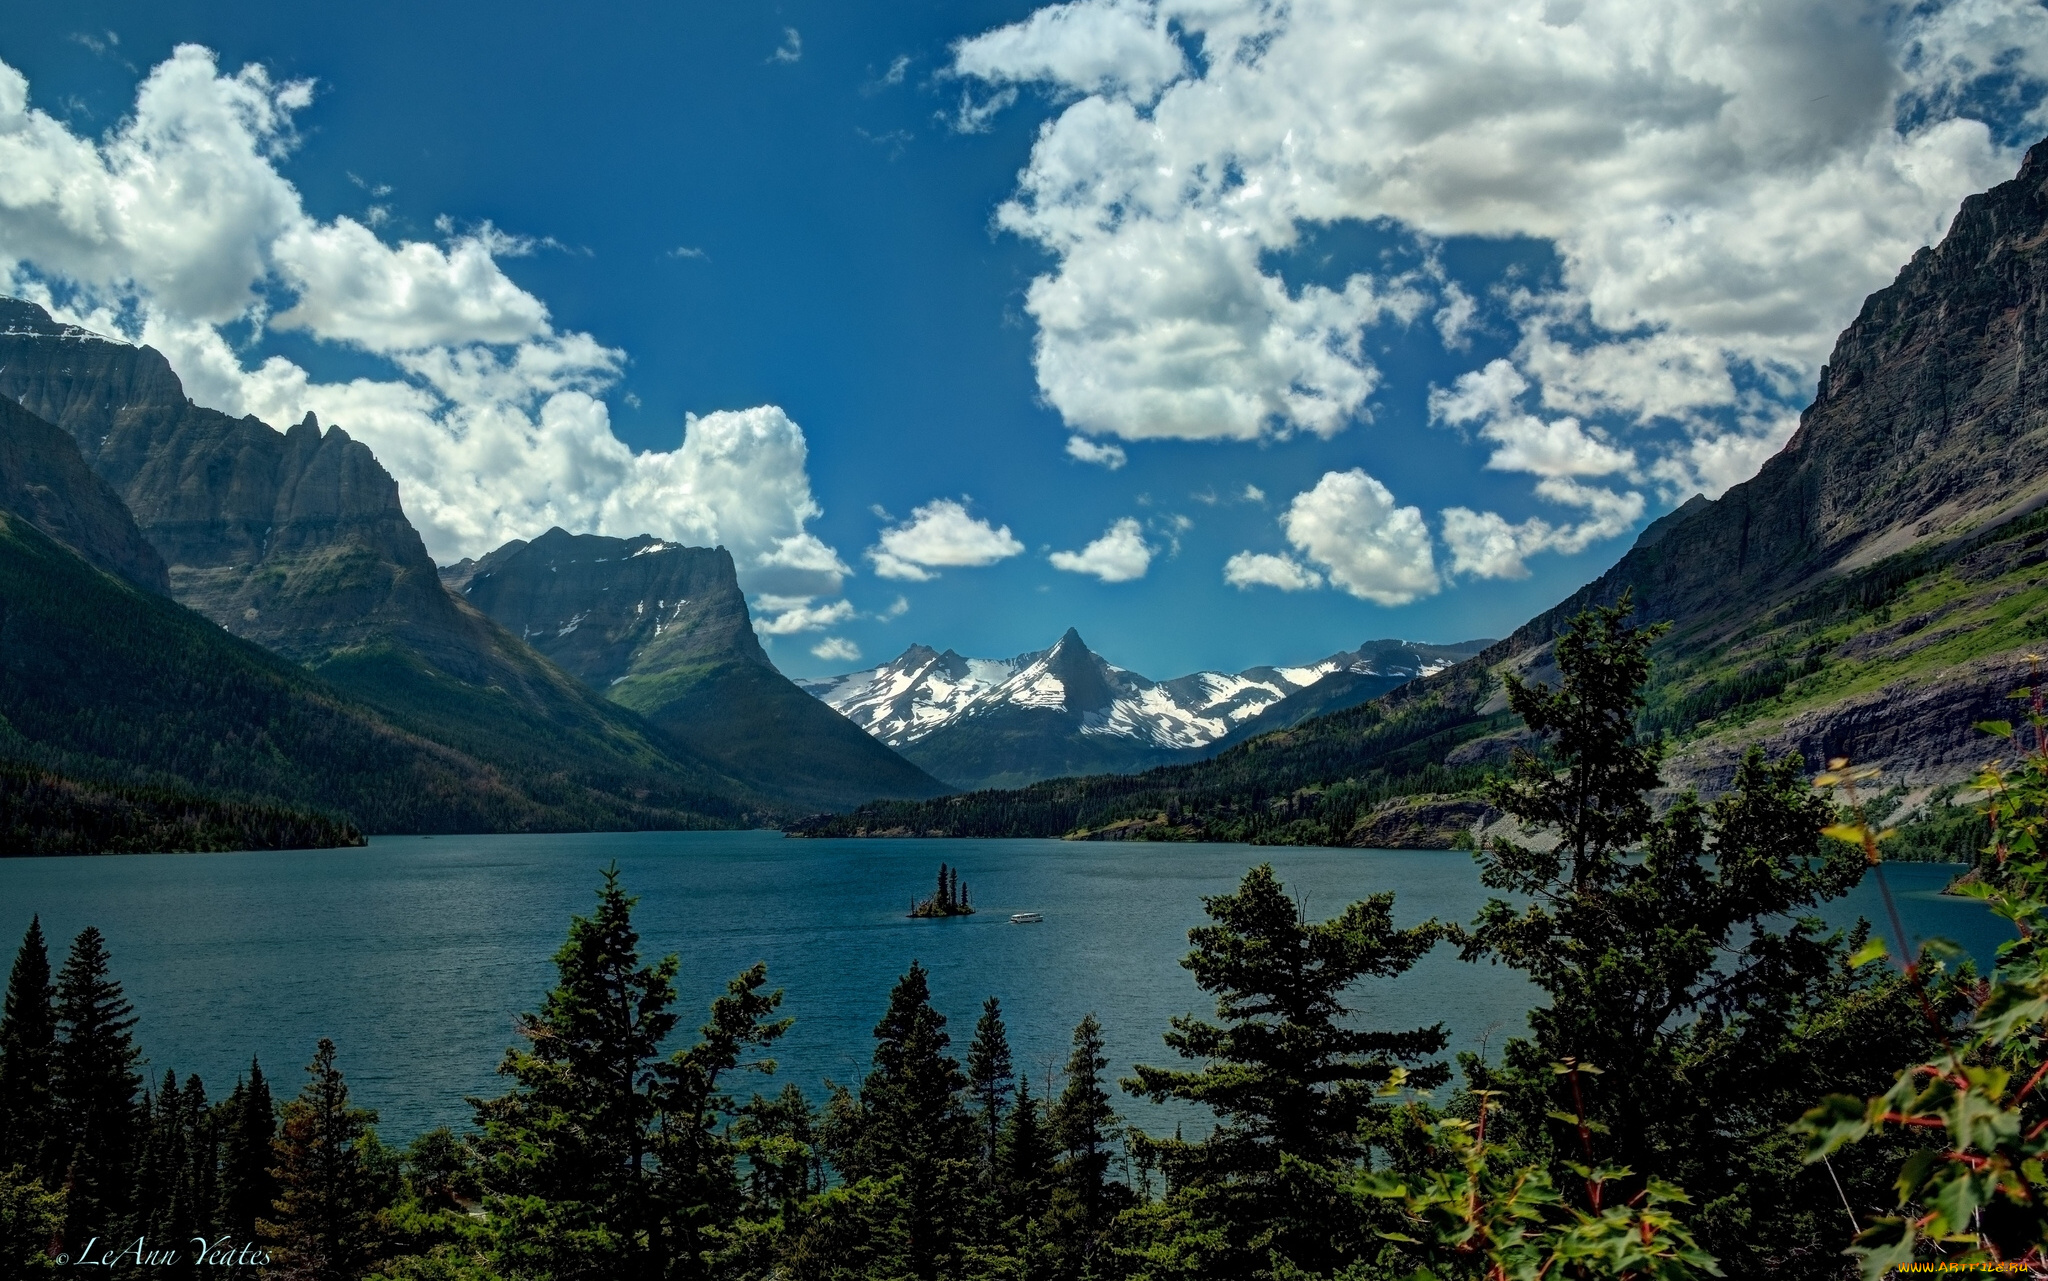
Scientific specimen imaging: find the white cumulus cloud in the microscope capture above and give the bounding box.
[1427,357,1643,576]
[956,0,2048,489]
[754,595,857,636]
[1441,479,1647,580]
[1230,469,1438,605]
[868,498,1025,580]
[1049,517,1153,581]
[0,48,851,609]
[812,636,862,663]
[952,0,1186,100]
[1065,434,1127,468]
[1223,551,1322,592]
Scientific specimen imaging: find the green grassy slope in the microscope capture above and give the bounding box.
[0,511,760,837]
[610,658,952,813]
[1637,510,2048,749]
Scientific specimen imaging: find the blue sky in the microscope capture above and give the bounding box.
[4,0,2047,679]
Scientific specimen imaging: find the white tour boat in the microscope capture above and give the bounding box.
[1009,911,1043,924]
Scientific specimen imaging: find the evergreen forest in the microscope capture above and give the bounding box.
[2,605,2044,1279]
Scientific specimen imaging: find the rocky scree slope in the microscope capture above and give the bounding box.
[451,527,948,811]
[794,138,2048,846]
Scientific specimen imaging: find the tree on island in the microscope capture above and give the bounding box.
[909,863,974,918]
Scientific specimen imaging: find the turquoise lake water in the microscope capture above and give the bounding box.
[0,832,2009,1140]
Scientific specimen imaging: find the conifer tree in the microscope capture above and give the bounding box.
[135,1070,213,1280]
[0,917,56,1181]
[732,1083,824,1224]
[651,960,791,1278]
[51,926,142,1253]
[471,864,682,1281]
[0,1164,63,1277]
[400,1128,477,1213]
[264,1038,385,1281]
[1124,864,1446,1274]
[1459,597,1932,1272]
[966,996,1013,1184]
[215,1060,276,1240]
[182,1074,218,1259]
[818,961,979,1280]
[1050,1015,1119,1218]
[1048,1014,1126,1280]
[998,1075,1052,1224]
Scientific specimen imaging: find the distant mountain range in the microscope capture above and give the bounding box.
[799,630,1490,790]
[794,139,2048,847]
[21,142,2048,852]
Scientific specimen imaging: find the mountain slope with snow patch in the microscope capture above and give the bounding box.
[799,629,1490,789]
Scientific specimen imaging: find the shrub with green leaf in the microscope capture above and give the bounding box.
[1799,681,2048,1276]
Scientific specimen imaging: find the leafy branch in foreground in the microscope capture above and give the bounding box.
[1363,1077,1720,1281]
[1799,674,2048,1276]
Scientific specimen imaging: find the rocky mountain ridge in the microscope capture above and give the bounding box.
[448,527,949,810]
[0,298,925,820]
[0,298,505,671]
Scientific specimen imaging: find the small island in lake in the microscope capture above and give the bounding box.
[910,862,975,918]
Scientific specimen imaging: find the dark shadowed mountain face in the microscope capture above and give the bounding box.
[452,528,951,811]
[0,297,468,666]
[0,507,754,836]
[457,527,768,687]
[0,397,167,593]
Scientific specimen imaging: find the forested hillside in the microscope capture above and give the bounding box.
[0,510,760,843]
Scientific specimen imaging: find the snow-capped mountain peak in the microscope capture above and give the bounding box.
[798,630,1483,754]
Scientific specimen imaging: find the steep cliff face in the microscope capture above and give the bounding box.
[458,528,768,686]
[0,299,467,664]
[0,299,780,823]
[0,397,167,593]
[1462,137,2048,788]
[1523,138,2048,650]
[455,529,950,810]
